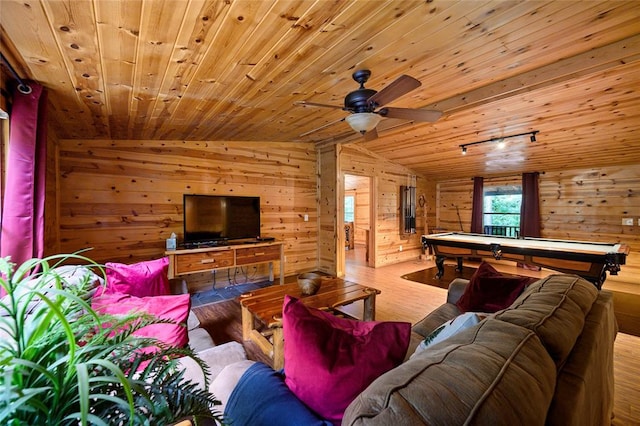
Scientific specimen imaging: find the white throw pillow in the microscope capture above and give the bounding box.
[411,312,483,359]
[0,265,103,317]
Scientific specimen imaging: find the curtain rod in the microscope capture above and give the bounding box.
[0,53,32,94]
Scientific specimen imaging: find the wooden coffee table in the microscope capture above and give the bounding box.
[239,277,381,369]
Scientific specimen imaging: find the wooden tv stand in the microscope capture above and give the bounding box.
[165,241,285,291]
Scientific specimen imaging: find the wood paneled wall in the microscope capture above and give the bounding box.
[54,139,318,287]
[435,165,640,285]
[339,144,436,267]
[354,184,370,245]
[317,145,339,275]
[345,174,371,245]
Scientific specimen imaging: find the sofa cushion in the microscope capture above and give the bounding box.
[99,257,170,298]
[493,274,598,368]
[178,341,247,392]
[456,262,534,313]
[211,359,256,414]
[282,295,411,425]
[92,292,190,348]
[343,319,557,425]
[187,310,200,331]
[187,327,215,353]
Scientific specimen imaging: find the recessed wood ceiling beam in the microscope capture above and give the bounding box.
[425,34,640,116]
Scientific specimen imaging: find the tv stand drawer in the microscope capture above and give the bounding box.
[175,251,235,274]
[236,245,281,265]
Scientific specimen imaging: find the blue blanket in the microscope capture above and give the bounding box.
[224,362,332,426]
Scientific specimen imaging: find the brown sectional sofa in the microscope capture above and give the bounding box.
[343,274,617,425]
[212,273,617,425]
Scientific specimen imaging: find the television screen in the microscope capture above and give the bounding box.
[183,194,261,243]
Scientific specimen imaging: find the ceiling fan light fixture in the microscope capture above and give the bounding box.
[345,112,381,134]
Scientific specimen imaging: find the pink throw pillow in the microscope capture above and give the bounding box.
[282,295,411,425]
[92,292,190,348]
[100,257,170,298]
[456,262,535,313]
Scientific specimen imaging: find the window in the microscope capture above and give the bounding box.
[483,185,521,237]
[344,194,355,222]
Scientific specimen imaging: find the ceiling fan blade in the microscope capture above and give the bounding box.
[379,107,442,122]
[363,127,378,141]
[299,117,346,137]
[367,75,421,107]
[294,100,344,110]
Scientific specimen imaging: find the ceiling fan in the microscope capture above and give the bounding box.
[295,69,442,139]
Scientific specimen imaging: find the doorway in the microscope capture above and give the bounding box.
[344,174,374,269]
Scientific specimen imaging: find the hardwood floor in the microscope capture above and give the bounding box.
[194,245,640,424]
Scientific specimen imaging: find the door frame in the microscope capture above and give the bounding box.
[341,173,376,271]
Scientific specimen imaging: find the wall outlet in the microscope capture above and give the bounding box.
[622,218,634,226]
[304,214,309,222]
[399,245,403,252]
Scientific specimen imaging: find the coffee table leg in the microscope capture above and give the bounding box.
[272,326,284,370]
[363,289,377,321]
[241,305,253,341]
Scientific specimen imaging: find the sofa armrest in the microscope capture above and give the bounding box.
[447,278,469,304]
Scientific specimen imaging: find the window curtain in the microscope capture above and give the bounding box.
[1,82,48,267]
[519,172,541,238]
[470,177,484,233]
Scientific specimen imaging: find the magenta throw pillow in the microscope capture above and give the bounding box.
[100,257,170,298]
[282,295,411,425]
[92,292,190,348]
[456,262,534,313]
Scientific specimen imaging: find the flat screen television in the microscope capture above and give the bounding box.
[183,194,261,244]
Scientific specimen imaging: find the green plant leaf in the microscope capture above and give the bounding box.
[0,252,223,425]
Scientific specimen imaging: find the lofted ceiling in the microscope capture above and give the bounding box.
[1,0,639,180]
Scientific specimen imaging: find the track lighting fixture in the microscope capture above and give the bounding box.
[459,130,539,154]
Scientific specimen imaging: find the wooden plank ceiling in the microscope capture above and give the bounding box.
[1,0,639,180]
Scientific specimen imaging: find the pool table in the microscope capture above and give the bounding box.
[421,232,629,289]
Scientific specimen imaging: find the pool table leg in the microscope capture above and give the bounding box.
[435,255,445,278]
[435,255,464,278]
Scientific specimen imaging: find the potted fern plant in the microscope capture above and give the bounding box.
[0,253,224,425]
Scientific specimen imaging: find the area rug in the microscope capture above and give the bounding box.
[401,264,476,289]
[190,280,274,308]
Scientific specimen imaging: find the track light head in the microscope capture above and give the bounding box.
[461,146,467,155]
[530,133,536,142]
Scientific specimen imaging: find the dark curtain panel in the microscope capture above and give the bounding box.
[1,82,48,267]
[519,172,541,238]
[470,177,484,233]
